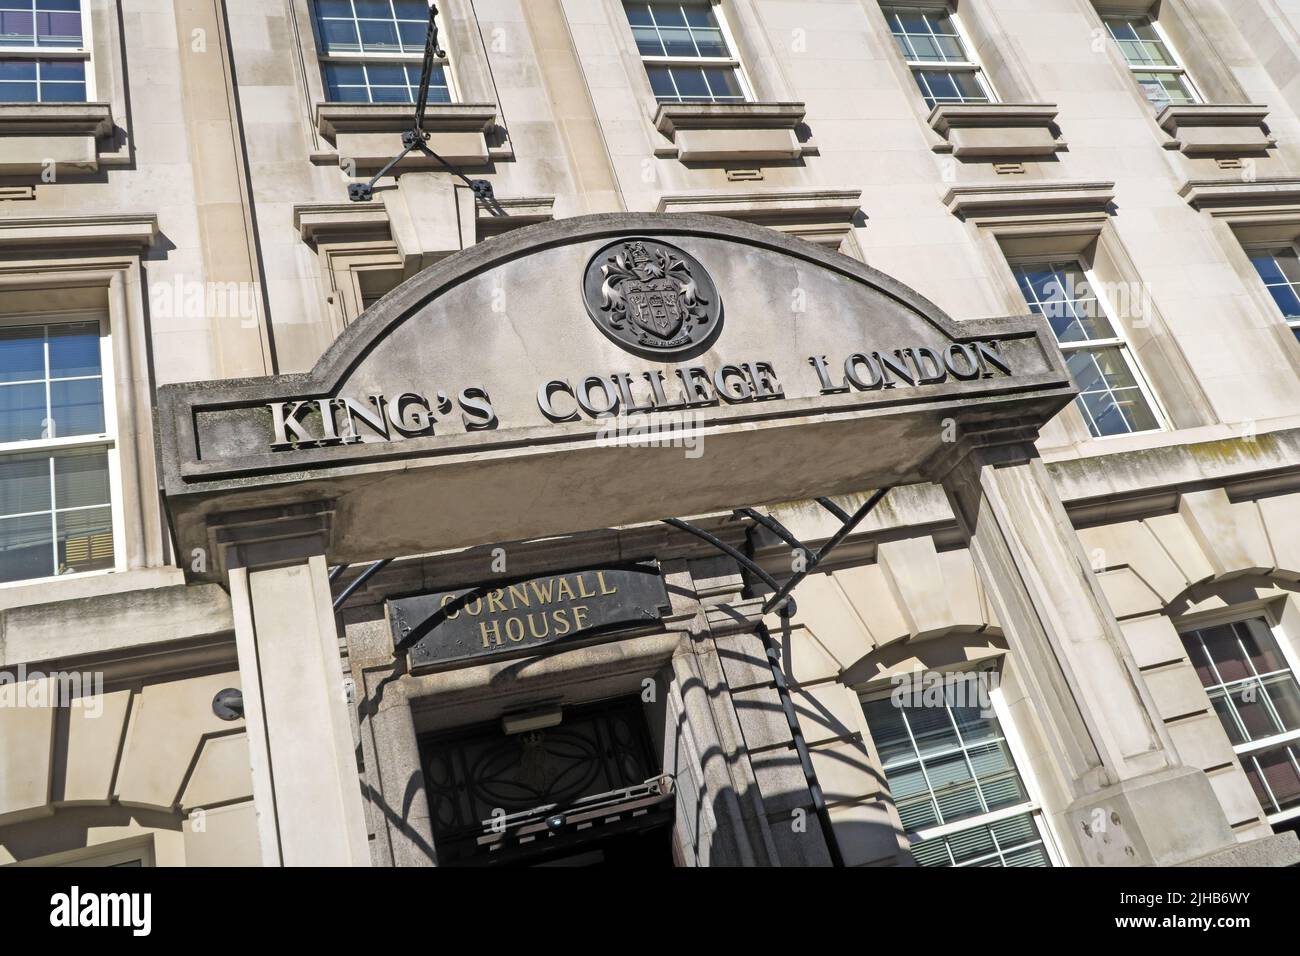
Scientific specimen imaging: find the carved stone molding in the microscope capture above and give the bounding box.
[1157,104,1274,156]
[0,102,115,175]
[653,102,812,163]
[314,102,507,171]
[928,103,1063,159]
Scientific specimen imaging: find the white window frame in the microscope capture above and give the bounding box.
[1012,258,1167,440]
[0,311,125,589]
[1243,243,1300,342]
[1102,12,1202,110]
[1180,614,1300,828]
[858,674,1064,867]
[880,3,996,109]
[625,0,754,104]
[312,0,459,105]
[0,0,96,102]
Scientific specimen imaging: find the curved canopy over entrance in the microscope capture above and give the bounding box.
[158,213,1073,574]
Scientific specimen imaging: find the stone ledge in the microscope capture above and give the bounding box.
[653,102,810,163]
[657,188,863,247]
[293,202,393,245]
[928,103,1063,159]
[0,213,159,253]
[943,180,1116,222]
[315,101,504,171]
[1179,176,1300,212]
[0,102,114,175]
[1158,103,1274,156]
[292,195,555,247]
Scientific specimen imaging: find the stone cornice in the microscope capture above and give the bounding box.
[1157,103,1274,155]
[0,102,114,137]
[1179,176,1300,212]
[653,102,806,135]
[0,213,158,253]
[314,102,498,138]
[943,180,1116,222]
[927,103,1063,159]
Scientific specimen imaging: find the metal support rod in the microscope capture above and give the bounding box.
[755,620,845,867]
[333,558,392,611]
[814,496,851,523]
[328,564,349,583]
[663,491,892,867]
[345,3,495,206]
[662,517,788,605]
[760,488,890,616]
[734,507,806,556]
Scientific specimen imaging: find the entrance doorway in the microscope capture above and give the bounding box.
[419,697,675,867]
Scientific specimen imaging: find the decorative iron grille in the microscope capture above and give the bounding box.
[420,698,660,863]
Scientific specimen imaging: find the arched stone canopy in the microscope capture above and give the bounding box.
[158,213,1075,576]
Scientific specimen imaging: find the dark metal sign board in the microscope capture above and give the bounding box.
[389,563,670,670]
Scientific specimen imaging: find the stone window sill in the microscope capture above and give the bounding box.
[928,103,1063,159]
[314,102,509,172]
[653,102,813,163]
[1157,104,1274,156]
[0,102,115,175]
[657,188,862,249]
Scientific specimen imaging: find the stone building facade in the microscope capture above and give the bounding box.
[3,0,1300,867]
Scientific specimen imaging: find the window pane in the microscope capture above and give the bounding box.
[702,65,742,99]
[1265,281,1300,318]
[692,27,727,58]
[649,3,687,28]
[0,326,44,384]
[365,62,407,86]
[1250,252,1287,284]
[319,19,359,53]
[49,378,104,437]
[354,0,394,17]
[53,449,108,509]
[645,64,677,100]
[393,0,428,18]
[624,4,654,28]
[358,19,399,51]
[0,452,49,516]
[36,10,81,47]
[945,822,995,863]
[397,19,428,52]
[370,83,412,103]
[1241,620,1290,674]
[632,24,664,57]
[1229,683,1285,740]
[0,383,45,442]
[669,65,710,101]
[57,504,113,574]
[48,322,100,379]
[1254,745,1300,813]
[658,25,697,57]
[0,512,53,582]
[0,10,34,45]
[1133,71,1196,109]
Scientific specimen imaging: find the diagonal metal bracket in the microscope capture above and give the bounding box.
[346,3,497,208]
[663,488,890,618]
[662,489,890,869]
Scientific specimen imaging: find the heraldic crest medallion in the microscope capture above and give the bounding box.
[582,237,723,357]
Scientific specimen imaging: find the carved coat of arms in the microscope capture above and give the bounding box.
[583,238,722,356]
